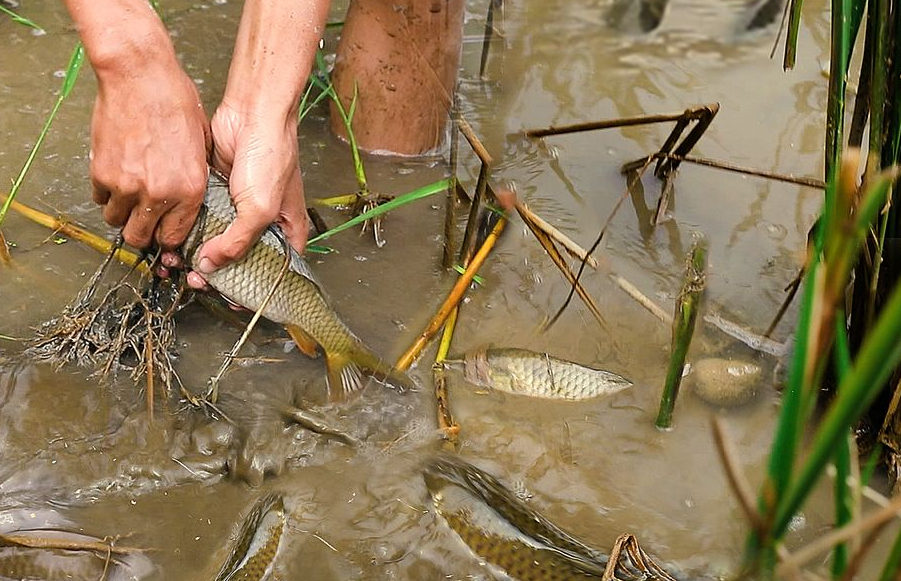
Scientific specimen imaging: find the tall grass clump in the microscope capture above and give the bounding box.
[746,0,901,575]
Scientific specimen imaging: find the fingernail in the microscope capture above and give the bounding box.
[197,257,216,275]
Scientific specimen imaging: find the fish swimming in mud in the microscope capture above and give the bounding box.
[445,348,631,400]
[183,170,410,397]
[423,455,678,581]
[213,494,287,581]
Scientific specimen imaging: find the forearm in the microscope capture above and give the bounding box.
[223,0,331,125]
[61,0,177,81]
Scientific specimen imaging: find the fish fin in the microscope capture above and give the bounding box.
[285,324,319,359]
[324,345,415,400]
[325,352,366,400]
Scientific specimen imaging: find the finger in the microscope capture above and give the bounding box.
[161,251,183,269]
[102,193,136,229]
[121,205,162,249]
[275,170,309,253]
[195,210,272,275]
[155,196,203,250]
[92,183,111,206]
[187,271,211,291]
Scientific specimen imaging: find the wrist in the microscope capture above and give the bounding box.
[87,17,179,84]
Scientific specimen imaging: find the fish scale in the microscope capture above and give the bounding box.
[461,348,631,400]
[182,170,409,396]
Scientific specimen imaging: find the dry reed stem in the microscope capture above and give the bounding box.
[0,533,145,555]
[711,417,768,536]
[516,202,598,268]
[609,274,672,323]
[776,493,901,576]
[0,192,144,269]
[457,116,493,166]
[396,217,506,371]
[652,153,825,189]
[838,525,887,581]
[206,241,292,404]
[519,207,607,328]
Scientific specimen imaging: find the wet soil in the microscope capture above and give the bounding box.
[1,0,894,579]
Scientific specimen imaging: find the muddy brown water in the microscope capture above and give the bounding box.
[0,0,896,579]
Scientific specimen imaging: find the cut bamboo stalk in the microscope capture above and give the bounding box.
[655,237,707,429]
[396,218,506,371]
[457,116,493,166]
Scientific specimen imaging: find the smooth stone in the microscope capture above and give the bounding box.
[690,357,761,407]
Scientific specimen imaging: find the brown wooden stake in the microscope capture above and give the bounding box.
[457,116,493,166]
[396,218,506,371]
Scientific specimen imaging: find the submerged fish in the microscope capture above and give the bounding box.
[0,535,155,581]
[424,455,678,581]
[213,494,287,581]
[448,348,631,400]
[184,170,410,397]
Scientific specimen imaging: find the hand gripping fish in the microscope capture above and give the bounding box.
[183,170,411,398]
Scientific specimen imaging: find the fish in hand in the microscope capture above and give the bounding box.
[183,170,411,398]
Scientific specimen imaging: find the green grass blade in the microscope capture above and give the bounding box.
[771,275,901,539]
[308,179,451,244]
[831,312,852,579]
[878,518,901,581]
[0,4,41,29]
[0,43,84,229]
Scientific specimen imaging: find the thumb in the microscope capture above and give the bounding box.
[195,209,270,275]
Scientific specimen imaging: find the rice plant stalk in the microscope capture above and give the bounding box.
[0,5,40,29]
[0,43,84,230]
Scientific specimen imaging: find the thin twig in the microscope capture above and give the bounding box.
[0,230,10,265]
[516,202,598,268]
[712,417,767,536]
[525,110,698,138]
[609,274,672,323]
[0,533,144,555]
[646,152,825,189]
[519,207,607,329]
[206,238,292,404]
[544,155,654,330]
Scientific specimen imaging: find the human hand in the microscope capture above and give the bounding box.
[90,59,211,251]
[181,101,309,290]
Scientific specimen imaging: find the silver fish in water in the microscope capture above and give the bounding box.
[448,348,631,400]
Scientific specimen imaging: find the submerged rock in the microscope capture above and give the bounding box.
[690,357,761,407]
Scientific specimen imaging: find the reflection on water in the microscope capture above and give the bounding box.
[1,0,887,579]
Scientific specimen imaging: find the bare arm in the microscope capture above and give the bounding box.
[62,0,210,250]
[191,0,331,283]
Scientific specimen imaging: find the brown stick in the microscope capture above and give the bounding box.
[396,217,506,371]
[525,110,699,138]
[656,152,825,189]
[516,202,598,268]
[711,417,767,536]
[457,116,493,166]
[0,533,145,555]
[432,365,460,442]
[518,206,607,328]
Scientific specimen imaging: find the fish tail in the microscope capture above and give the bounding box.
[324,344,413,399]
